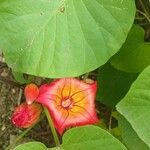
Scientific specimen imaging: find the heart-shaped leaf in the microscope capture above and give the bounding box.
[117,65,150,148]
[0,0,135,78]
[61,125,127,150]
[119,116,149,150]
[111,25,150,73]
[14,126,127,150]
[14,142,47,150]
[12,71,30,84]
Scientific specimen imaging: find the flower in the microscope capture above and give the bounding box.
[36,78,99,134]
[11,103,42,128]
[25,83,39,105]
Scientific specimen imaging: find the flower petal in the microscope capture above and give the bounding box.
[25,83,39,104]
[11,103,42,128]
[37,78,99,134]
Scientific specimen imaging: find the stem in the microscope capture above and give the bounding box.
[137,9,150,22]
[17,89,23,105]
[139,0,149,15]
[83,72,90,81]
[5,126,32,150]
[138,0,150,22]
[135,16,145,20]
[44,107,60,147]
[5,114,45,150]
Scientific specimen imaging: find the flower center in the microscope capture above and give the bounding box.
[61,98,73,109]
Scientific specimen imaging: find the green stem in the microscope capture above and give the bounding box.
[5,126,32,150]
[5,114,45,150]
[44,107,60,147]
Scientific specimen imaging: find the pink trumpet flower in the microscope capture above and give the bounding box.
[36,78,99,135]
[11,103,42,128]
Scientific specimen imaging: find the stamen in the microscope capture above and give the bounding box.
[61,98,73,109]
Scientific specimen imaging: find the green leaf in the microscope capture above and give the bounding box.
[119,116,149,150]
[111,127,122,141]
[14,126,127,150]
[117,65,150,148]
[61,125,127,150]
[12,71,30,84]
[111,25,150,73]
[48,148,61,150]
[97,63,138,107]
[14,142,47,150]
[0,0,135,78]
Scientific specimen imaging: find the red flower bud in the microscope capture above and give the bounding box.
[24,84,39,105]
[11,103,42,128]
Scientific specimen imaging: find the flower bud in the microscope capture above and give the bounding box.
[11,103,42,128]
[24,84,39,105]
